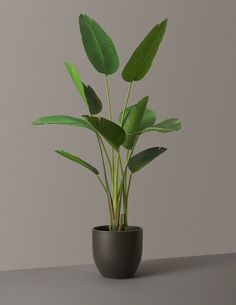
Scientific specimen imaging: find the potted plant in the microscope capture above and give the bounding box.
[32,14,181,279]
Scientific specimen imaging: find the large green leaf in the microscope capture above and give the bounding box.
[128,147,167,173]
[142,118,181,133]
[122,96,149,150]
[32,115,94,131]
[122,19,167,82]
[65,62,87,104]
[120,106,156,131]
[55,150,99,175]
[79,14,119,75]
[83,116,126,151]
[83,84,102,114]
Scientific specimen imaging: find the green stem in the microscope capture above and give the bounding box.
[126,149,130,161]
[113,152,120,215]
[105,75,115,204]
[118,153,124,176]
[122,150,130,227]
[96,175,108,193]
[99,137,112,175]
[97,135,112,202]
[117,135,139,201]
[120,82,132,126]
[119,83,133,227]
[96,175,114,226]
[127,173,133,199]
[105,75,112,120]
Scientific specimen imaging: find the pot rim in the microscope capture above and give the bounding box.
[93,225,143,233]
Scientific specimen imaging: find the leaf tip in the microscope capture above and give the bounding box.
[162,18,168,24]
[78,14,84,21]
[55,149,63,155]
[32,118,41,125]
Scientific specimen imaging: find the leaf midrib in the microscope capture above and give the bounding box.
[85,17,107,74]
[135,24,164,78]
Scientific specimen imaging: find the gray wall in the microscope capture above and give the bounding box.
[0,0,235,271]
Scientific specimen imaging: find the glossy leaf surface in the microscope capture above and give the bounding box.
[55,150,99,175]
[142,118,181,133]
[122,96,148,149]
[122,19,167,82]
[65,63,87,104]
[83,84,102,114]
[120,106,156,131]
[79,14,119,75]
[32,115,94,131]
[128,147,167,173]
[83,116,126,151]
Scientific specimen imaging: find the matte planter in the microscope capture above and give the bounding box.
[92,225,143,279]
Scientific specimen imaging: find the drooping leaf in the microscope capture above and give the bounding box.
[122,96,149,150]
[32,115,94,131]
[83,84,102,114]
[65,63,87,104]
[79,14,119,75]
[128,147,167,173]
[83,116,126,151]
[120,106,156,131]
[55,150,99,175]
[142,118,181,133]
[122,19,167,82]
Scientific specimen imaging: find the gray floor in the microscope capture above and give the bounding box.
[0,253,235,305]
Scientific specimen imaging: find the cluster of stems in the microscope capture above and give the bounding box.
[95,76,135,231]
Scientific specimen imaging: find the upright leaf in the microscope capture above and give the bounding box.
[122,19,167,82]
[120,106,156,130]
[32,115,94,131]
[83,84,102,114]
[142,118,181,133]
[128,147,167,173]
[65,63,87,104]
[83,116,126,151]
[79,14,119,75]
[122,96,149,150]
[55,150,99,175]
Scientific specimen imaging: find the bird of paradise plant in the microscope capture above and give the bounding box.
[32,14,181,231]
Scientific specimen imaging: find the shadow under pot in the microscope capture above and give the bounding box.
[92,225,143,279]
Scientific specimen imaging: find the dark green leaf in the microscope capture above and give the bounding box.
[142,118,181,133]
[128,147,167,173]
[55,150,99,175]
[32,115,94,131]
[122,19,167,82]
[65,63,87,104]
[83,84,102,114]
[83,116,126,151]
[122,96,148,150]
[79,14,119,75]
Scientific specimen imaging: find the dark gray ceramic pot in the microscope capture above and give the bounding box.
[92,225,143,279]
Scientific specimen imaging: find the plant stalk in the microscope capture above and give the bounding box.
[104,75,115,209]
[99,137,112,175]
[97,135,113,219]
[96,175,107,193]
[120,82,132,126]
[105,75,112,120]
[119,83,133,227]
